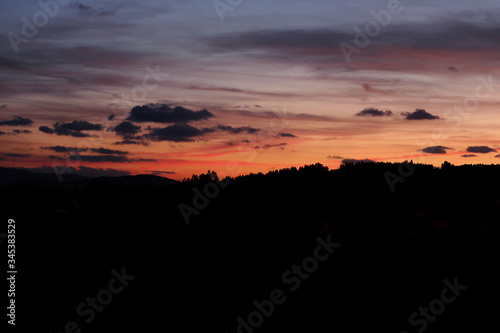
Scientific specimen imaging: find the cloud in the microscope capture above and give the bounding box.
[58,121,103,131]
[422,146,452,154]
[276,132,297,138]
[127,104,214,123]
[461,154,477,158]
[495,154,500,158]
[402,109,440,120]
[108,114,116,121]
[76,166,130,177]
[211,124,260,134]
[0,104,7,109]
[356,108,393,117]
[145,123,206,142]
[150,171,176,175]
[42,146,85,153]
[0,116,33,126]
[0,131,6,136]
[113,140,147,146]
[327,155,343,160]
[39,126,56,134]
[218,109,338,123]
[448,66,458,72]
[71,2,115,17]
[341,158,375,164]
[109,121,143,142]
[12,129,31,135]
[75,155,130,163]
[90,148,129,155]
[39,121,104,137]
[49,155,64,160]
[466,146,496,153]
[2,153,31,158]
[262,143,287,150]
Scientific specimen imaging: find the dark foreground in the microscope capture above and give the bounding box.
[2,162,499,332]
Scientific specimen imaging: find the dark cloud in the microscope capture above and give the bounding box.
[150,171,176,175]
[495,154,500,158]
[327,155,343,160]
[0,116,33,126]
[210,124,260,134]
[77,155,129,163]
[39,121,104,137]
[42,146,86,153]
[461,154,477,158]
[341,158,375,164]
[71,2,114,17]
[127,104,214,123]
[262,143,287,150]
[448,66,458,72]
[145,123,205,142]
[113,140,147,146]
[108,114,116,121]
[12,129,31,134]
[0,156,6,161]
[422,146,452,154]
[206,22,500,63]
[402,109,440,120]
[90,148,129,155]
[466,146,496,154]
[0,131,6,136]
[110,121,142,142]
[57,121,103,132]
[0,104,7,109]
[276,132,297,138]
[2,153,31,158]
[76,166,130,177]
[48,150,130,162]
[39,126,55,134]
[356,108,393,117]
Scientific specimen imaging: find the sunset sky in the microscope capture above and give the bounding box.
[1,0,500,180]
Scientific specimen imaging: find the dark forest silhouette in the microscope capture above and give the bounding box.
[2,161,499,332]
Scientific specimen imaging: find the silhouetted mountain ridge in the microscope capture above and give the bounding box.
[0,166,178,187]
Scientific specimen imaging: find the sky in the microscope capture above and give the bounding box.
[1,0,500,180]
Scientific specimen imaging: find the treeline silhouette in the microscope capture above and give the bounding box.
[2,162,499,332]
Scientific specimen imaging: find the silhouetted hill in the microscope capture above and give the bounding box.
[3,161,499,332]
[0,166,89,186]
[0,166,178,187]
[91,174,178,187]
